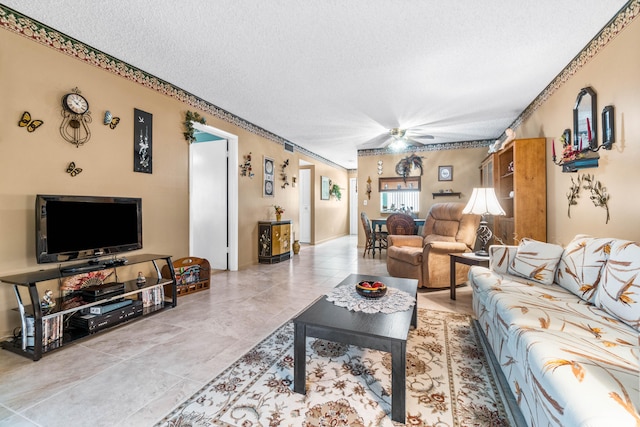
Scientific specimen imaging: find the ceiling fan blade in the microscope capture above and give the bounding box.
[358,133,393,149]
[408,134,435,140]
[404,137,427,146]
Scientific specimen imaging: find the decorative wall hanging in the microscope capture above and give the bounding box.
[320,176,330,200]
[134,108,152,173]
[183,110,206,143]
[555,88,616,173]
[602,105,615,147]
[329,182,342,201]
[377,160,383,175]
[567,173,610,224]
[281,159,290,189]
[263,156,275,197]
[65,161,82,177]
[366,176,372,200]
[438,165,453,181]
[60,87,92,147]
[18,111,43,132]
[395,154,424,181]
[103,111,120,129]
[240,152,254,177]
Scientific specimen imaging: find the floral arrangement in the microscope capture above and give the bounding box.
[273,205,285,215]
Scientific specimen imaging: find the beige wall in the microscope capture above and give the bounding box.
[517,16,640,245]
[0,29,349,338]
[356,147,488,247]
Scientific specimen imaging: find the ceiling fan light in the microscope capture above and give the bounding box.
[389,139,406,151]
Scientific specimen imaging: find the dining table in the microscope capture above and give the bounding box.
[371,217,425,257]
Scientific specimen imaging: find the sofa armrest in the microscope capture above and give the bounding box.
[387,235,423,248]
[424,241,470,254]
[488,245,518,274]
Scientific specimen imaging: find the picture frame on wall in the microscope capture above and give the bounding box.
[263,156,275,197]
[321,176,330,200]
[438,165,453,181]
[133,108,152,174]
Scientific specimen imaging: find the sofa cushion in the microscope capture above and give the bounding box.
[556,235,613,304]
[597,240,640,331]
[507,238,564,285]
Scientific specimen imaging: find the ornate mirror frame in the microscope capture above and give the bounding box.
[573,86,597,150]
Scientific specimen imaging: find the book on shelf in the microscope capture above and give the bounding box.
[141,286,164,307]
[42,315,63,346]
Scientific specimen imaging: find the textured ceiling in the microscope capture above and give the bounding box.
[2,1,630,168]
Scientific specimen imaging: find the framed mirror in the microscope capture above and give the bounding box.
[573,87,597,151]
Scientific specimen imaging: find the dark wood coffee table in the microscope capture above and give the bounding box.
[293,273,418,423]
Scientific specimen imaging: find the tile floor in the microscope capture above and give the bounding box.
[0,235,474,427]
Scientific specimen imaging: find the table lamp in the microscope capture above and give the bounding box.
[462,188,505,257]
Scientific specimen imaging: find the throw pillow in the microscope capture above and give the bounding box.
[597,240,640,332]
[507,238,564,286]
[556,235,613,304]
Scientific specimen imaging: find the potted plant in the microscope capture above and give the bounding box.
[273,205,284,221]
[330,184,342,201]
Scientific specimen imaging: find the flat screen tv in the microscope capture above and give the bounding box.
[36,195,142,264]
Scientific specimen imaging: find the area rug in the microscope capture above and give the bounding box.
[156,309,513,426]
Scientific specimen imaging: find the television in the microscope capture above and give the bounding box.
[36,195,142,264]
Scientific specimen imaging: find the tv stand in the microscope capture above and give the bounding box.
[102,257,128,267]
[0,254,177,361]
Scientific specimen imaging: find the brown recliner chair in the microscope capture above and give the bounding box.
[386,203,480,288]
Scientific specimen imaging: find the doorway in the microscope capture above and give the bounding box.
[189,122,238,271]
[299,167,311,243]
[349,177,358,234]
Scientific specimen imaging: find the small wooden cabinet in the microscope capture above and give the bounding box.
[258,220,291,264]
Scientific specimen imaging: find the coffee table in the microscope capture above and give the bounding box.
[293,273,418,423]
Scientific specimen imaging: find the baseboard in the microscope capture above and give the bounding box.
[472,319,528,427]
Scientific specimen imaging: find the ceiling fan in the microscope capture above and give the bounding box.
[359,127,435,150]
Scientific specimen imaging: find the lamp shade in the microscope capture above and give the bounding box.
[462,188,505,216]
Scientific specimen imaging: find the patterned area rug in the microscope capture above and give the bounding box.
[156,309,512,426]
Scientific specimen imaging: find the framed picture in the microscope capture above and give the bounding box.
[602,105,615,148]
[133,108,152,173]
[438,165,453,181]
[321,176,330,200]
[263,156,274,197]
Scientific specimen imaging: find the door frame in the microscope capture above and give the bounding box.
[190,121,238,271]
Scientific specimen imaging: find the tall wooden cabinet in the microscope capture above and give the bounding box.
[482,138,547,245]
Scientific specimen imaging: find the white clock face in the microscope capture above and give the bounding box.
[65,93,89,114]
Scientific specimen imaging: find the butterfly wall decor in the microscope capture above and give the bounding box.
[18,111,44,132]
[66,161,82,177]
[103,111,120,129]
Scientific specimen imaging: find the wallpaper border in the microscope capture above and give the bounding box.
[1,1,638,166]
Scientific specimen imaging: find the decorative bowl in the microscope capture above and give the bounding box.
[355,281,387,299]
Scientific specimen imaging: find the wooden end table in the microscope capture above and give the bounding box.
[449,252,489,300]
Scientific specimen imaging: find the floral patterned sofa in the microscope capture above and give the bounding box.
[469,236,640,426]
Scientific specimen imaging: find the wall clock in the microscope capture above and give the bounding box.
[59,87,92,147]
